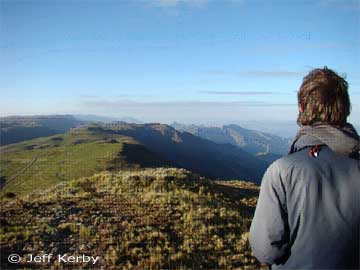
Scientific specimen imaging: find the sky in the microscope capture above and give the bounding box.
[1,0,359,126]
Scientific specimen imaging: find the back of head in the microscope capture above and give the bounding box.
[297,67,350,126]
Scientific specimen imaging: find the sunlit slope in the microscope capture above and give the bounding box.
[0,168,265,270]
[0,126,172,196]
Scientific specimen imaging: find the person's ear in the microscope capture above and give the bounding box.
[299,104,303,113]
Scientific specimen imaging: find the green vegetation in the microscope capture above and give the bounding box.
[0,126,165,196]
[0,168,265,269]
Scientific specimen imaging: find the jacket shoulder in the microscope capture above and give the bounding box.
[272,148,317,171]
[264,149,316,188]
[266,152,303,177]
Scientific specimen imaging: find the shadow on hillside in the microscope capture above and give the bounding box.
[89,125,268,182]
[213,182,259,201]
[0,176,6,189]
[109,143,176,170]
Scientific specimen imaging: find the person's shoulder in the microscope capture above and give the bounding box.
[264,150,314,184]
[274,148,316,171]
[267,151,304,173]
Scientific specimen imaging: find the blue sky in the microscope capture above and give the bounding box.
[1,0,359,125]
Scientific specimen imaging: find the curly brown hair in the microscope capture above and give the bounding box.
[297,67,351,126]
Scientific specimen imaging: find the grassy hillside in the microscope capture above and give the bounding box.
[0,126,172,196]
[0,168,265,270]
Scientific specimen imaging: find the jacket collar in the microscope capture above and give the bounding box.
[289,122,360,158]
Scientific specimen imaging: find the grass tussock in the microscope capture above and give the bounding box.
[1,168,265,270]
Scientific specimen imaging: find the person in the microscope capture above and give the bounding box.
[249,67,360,269]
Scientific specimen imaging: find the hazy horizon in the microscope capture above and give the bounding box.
[2,112,360,139]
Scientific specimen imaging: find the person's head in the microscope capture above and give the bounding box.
[297,67,351,126]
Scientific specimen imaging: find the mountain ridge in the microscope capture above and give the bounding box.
[171,122,291,156]
[93,122,269,183]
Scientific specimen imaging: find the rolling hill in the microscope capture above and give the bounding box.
[0,115,83,146]
[0,168,266,270]
[0,125,172,196]
[0,115,143,146]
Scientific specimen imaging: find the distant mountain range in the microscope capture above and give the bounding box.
[73,114,142,124]
[2,114,357,195]
[230,120,299,139]
[171,122,291,156]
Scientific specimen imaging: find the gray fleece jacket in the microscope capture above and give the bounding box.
[249,123,360,269]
